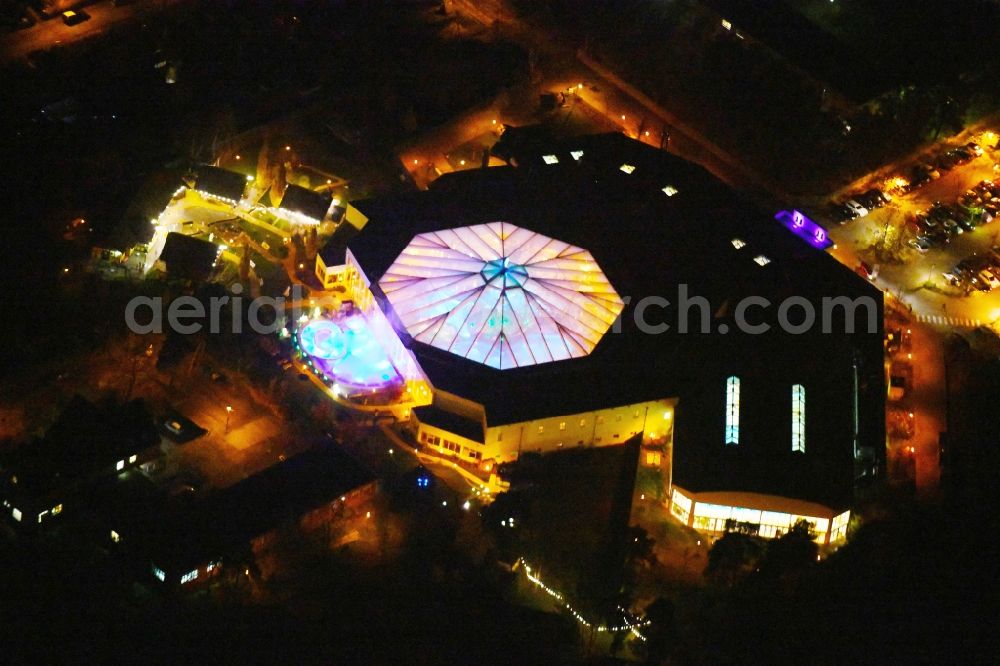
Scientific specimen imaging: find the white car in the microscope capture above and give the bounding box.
[843,199,869,218]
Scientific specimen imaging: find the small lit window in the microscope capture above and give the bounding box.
[731,238,746,250]
[181,569,199,584]
[620,164,636,174]
[52,504,63,516]
[537,425,544,434]
[542,154,559,165]
[662,185,679,197]
[11,508,21,522]
[116,459,125,471]
[570,150,584,161]
[152,566,166,582]
[579,418,586,427]
[645,451,661,466]
[721,18,732,30]
[753,255,771,266]
[559,421,566,431]
[206,561,220,573]
[111,530,121,543]
[129,454,137,464]
[633,410,640,418]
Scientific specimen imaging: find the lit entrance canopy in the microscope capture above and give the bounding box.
[379,222,624,369]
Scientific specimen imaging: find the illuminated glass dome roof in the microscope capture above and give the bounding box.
[379,222,624,369]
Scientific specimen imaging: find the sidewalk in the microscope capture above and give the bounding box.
[378,422,503,496]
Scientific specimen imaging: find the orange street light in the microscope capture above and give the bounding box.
[225,405,233,434]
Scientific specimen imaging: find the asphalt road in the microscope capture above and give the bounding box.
[0,0,182,64]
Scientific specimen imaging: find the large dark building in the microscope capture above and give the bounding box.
[312,131,885,543]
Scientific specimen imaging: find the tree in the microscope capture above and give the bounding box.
[705,531,765,587]
[625,525,656,568]
[642,596,676,663]
[756,519,818,583]
[239,242,251,284]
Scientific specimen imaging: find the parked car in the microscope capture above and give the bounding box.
[974,180,996,198]
[61,10,90,25]
[953,147,975,162]
[936,154,956,171]
[843,199,869,218]
[979,269,1000,289]
[959,190,982,208]
[957,213,977,232]
[870,188,892,205]
[971,277,992,292]
[889,363,911,401]
[856,189,889,210]
[983,203,999,222]
[830,203,859,224]
[925,228,951,245]
[917,163,941,179]
[914,212,938,230]
[908,237,933,253]
[966,142,984,156]
[858,261,879,279]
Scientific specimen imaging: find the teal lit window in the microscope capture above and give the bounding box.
[725,376,740,445]
[792,384,805,453]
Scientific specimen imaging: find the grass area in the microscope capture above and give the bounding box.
[488,442,640,617]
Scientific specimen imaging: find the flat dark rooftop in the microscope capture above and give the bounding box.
[413,405,484,443]
[701,0,896,103]
[158,232,218,280]
[192,165,246,202]
[318,220,361,266]
[107,444,376,572]
[279,183,331,222]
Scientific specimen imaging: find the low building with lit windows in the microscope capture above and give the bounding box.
[668,488,852,545]
[0,396,158,532]
[87,444,377,589]
[303,131,885,541]
[315,219,362,290]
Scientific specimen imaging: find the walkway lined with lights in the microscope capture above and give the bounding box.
[516,558,649,641]
[376,423,502,497]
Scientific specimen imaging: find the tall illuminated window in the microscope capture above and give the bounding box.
[792,384,806,453]
[725,376,740,445]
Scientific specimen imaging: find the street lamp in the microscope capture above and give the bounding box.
[225,405,233,434]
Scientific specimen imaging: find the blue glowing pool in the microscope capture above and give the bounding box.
[298,315,402,390]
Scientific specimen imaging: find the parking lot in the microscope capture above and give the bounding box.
[826,130,1000,330]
